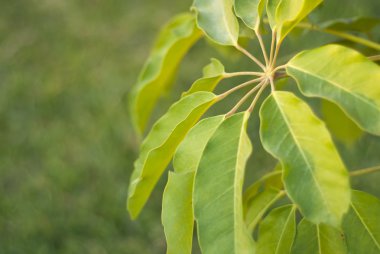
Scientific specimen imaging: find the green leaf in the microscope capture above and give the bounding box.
[162,172,194,254]
[127,91,217,219]
[173,115,225,173]
[259,91,350,227]
[243,165,283,209]
[192,0,239,45]
[183,59,225,97]
[320,16,380,33]
[245,188,285,232]
[272,0,323,43]
[256,205,296,254]
[287,44,380,136]
[292,219,347,254]
[235,0,266,30]
[194,112,255,254]
[162,116,224,254]
[343,190,380,254]
[130,13,202,133]
[321,100,363,146]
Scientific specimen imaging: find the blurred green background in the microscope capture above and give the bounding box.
[0,0,379,253]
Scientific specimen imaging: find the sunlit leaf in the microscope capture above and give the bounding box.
[192,0,239,45]
[235,0,266,30]
[260,91,350,227]
[343,190,380,254]
[130,13,202,133]
[127,92,217,219]
[266,0,282,29]
[162,116,224,254]
[270,0,323,43]
[183,59,225,96]
[245,188,284,232]
[256,205,296,254]
[194,112,255,253]
[292,219,347,254]
[321,100,363,146]
[287,44,380,136]
[320,16,380,33]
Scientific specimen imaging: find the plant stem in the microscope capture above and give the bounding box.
[269,77,275,91]
[224,71,264,78]
[273,64,287,73]
[368,55,380,61]
[296,22,380,51]
[248,82,269,113]
[269,30,276,65]
[271,42,282,68]
[236,44,266,70]
[218,77,264,99]
[226,80,266,117]
[350,165,380,177]
[255,30,269,66]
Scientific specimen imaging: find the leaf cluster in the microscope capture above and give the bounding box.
[128,0,380,253]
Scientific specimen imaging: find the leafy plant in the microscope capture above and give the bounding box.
[127,0,380,253]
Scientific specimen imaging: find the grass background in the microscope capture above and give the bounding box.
[0,0,379,253]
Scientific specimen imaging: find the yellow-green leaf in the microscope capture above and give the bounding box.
[256,205,296,254]
[183,58,225,96]
[162,116,224,254]
[245,188,285,232]
[343,190,380,254]
[192,0,239,45]
[194,112,254,253]
[127,92,217,219]
[235,0,266,30]
[271,0,322,43]
[260,91,350,227]
[287,44,380,136]
[292,219,347,254]
[243,165,283,209]
[130,13,202,133]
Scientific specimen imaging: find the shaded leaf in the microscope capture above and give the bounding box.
[162,172,194,254]
[183,59,225,96]
[343,190,380,254]
[162,116,224,254]
[321,100,363,146]
[243,166,283,210]
[235,0,266,30]
[194,112,254,253]
[245,188,285,232]
[292,219,347,254]
[127,92,217,219]
[260,91,350,227]
[130,13,202,133]
[321,16,380,33]
[192,0,239,45]
[287,44,380,136]
[256,205,296,254]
